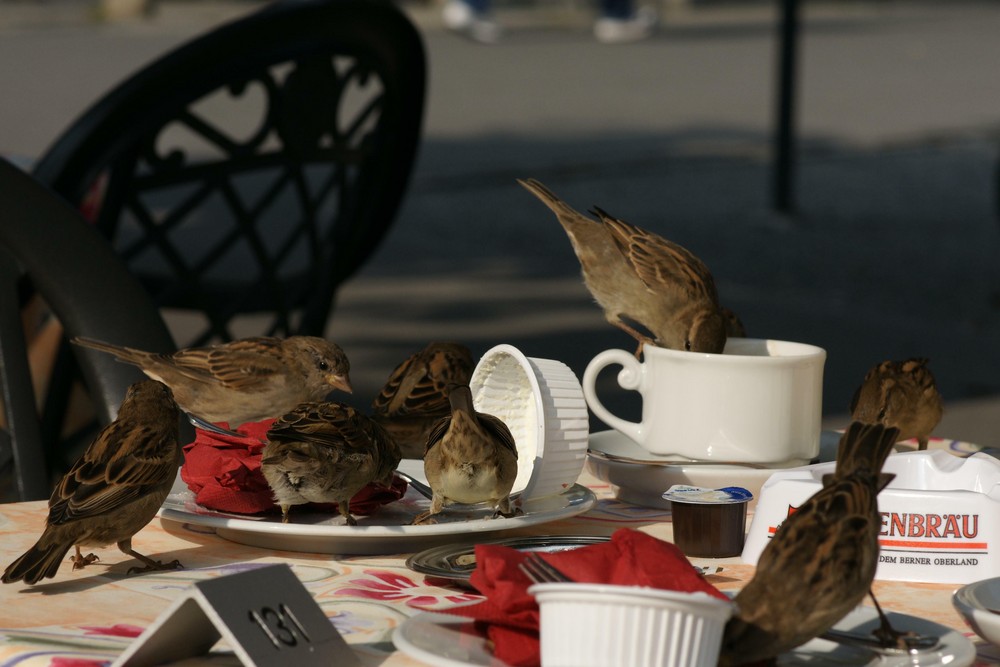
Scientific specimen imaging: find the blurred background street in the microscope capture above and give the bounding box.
[3,0,1000,444]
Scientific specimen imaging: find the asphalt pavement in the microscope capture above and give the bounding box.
[2,0,1000,445]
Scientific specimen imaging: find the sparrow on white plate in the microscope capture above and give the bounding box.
[518,178,732,356]
[72,335,352,427]
[371,342,474,459]
[261,402,401,525]
[413,384,519,525]
[850,358,943,451]
[3,380,182,585]
[719,421,900,665]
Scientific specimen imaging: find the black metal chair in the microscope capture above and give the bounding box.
[23,0,425,474]
[0,157,177,502]
[32,0,426,345]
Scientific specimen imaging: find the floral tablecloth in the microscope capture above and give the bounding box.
[1,469,996,666]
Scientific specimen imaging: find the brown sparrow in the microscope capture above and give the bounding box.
[261,402,401,525]
[719,421,900,665]
[850,358,943,450]
[518,178,729,355]
[371,342,474,459]
[3,380,182,585]
[72,335,352,427]
[413,384,519,525]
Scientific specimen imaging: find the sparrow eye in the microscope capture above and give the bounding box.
[684,340,692,351]
[877,407,887,421]
[318,361,329,371]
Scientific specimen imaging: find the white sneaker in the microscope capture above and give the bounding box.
[593,6,657,44]
[442,0,502,44]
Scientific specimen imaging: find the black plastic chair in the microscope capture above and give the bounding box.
[0,158,177,502]
[32,0,426,345]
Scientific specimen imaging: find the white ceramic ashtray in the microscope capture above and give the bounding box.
[470,344,589,500]
[529,582,733,667]
[743,450,1000,584]
[953,576,1000,647]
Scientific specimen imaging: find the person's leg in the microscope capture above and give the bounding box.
[594,0,657,43]
[600,0,631,20]
[443,0,503,43]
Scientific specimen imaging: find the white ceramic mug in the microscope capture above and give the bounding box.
[583,338,826,464]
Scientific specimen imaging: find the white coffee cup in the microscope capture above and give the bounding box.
[583,338,826,465]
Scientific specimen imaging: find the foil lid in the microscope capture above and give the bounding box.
[662,485,753,504]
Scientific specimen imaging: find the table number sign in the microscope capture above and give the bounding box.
[112,563,359,667]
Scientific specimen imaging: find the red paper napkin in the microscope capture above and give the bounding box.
[180,419,406,515]
[447,528,727,667]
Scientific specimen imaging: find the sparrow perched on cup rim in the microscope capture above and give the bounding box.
[719,421,900,664]
[849,357,943,451]
[518,178,735,356]
[3,380,183,585]
[371,342,474,460]
[413,383,519,525]
[72,335,352,427]
[261,401,401,525]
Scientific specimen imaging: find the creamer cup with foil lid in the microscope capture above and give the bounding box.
[664,485,753,558]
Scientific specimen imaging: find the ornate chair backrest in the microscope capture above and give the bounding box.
[32,0,426,345]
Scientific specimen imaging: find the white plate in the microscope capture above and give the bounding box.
[393,605,974,667]
[586,430,840,511]
[158,461,596,556]
[953,576,1000,646]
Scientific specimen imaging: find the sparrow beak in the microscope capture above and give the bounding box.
[329,374,353,394]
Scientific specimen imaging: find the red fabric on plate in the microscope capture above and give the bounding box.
[447,528,727,667]
[180,419,406,515]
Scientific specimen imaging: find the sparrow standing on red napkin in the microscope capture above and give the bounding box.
[371,342,474,459]
[413,384,518,525]
[849,357,943,451]
[719,421,900,664]
[72,335,352,427]
[518,178,737,356]
[261,402,401,525]
[3,380,182,585]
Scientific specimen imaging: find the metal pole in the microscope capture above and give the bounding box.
[773,0,800,215]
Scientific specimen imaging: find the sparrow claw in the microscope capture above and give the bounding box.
[70,551,100,570]
[411,511,438,525]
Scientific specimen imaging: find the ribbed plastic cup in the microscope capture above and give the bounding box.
[470,344,590,500]
[529,583,733,667]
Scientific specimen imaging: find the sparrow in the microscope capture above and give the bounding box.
[3,380,182,585]
[518,178,730,356]
[413,384,519,525]
[850,358,943,451]
[261,402,401,525]
[718,421,900,665]
[72,335,352,427]
[371,342,474,459]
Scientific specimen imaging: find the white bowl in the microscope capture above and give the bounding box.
[529,582,733,667]
[953,576,1000,646]
[470,344,589,500]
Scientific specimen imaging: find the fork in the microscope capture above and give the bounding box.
[519,552,572,584]
[519,550,721,583]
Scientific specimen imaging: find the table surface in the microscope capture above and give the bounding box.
[1,466,997,667]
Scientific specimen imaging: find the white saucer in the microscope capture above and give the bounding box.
[393,604,973,667]
[586,430,840,511]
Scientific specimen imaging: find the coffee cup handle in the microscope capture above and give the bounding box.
[582,348,645,444]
